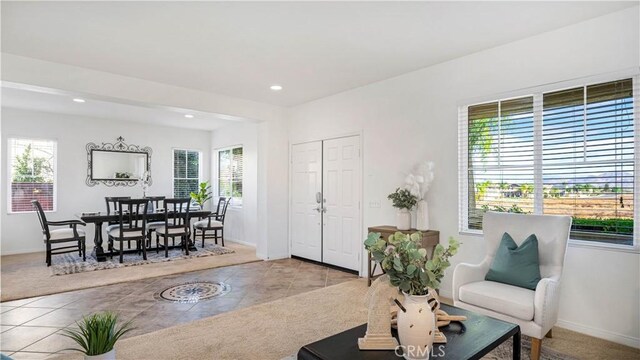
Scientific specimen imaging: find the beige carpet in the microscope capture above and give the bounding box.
[48,279,637,360]
[0,243,260,301]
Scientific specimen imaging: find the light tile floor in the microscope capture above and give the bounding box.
[0,258,358,359]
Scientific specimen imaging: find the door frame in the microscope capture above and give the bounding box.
[288,130,365,276]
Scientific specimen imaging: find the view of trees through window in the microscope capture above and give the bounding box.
[466,78,635,246]
[9,138,56,212]
[173,149,200,198]
[218,147,243,199]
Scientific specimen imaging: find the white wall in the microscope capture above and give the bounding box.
[210,122,259,248]
[1,108,211,255]
[287,7,640,347]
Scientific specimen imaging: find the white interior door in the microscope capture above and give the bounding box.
[290,141,323,262]
[322,136,361,271]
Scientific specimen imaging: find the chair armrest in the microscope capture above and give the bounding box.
[452,261,490,302]
[534,276,562,335]
[48,220,86,227]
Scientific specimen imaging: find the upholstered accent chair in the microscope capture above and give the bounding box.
[193,197,230,247]
[452,212,572,360]
[32,200,86,266]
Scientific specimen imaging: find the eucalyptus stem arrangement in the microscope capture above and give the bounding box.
[61,312,134,357]
[364,232,460,295]
[387,188,418,210]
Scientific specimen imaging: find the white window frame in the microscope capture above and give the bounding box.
[215,145,243,208]
[7,137,58,214]
[171,148,202,198]
[458,71,640,253]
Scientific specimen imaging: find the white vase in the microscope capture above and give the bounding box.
[397,292,436,360]
[396,209,411,230]
[416,200,430,231]
[85,349,116,360]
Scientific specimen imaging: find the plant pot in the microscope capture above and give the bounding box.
[397,292,436,360]
[85,349,116,360]
[396,209,411,230]
[416,200,429,231]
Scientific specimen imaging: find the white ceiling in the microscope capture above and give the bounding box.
[1,85,246,131]
[1,1,636,107]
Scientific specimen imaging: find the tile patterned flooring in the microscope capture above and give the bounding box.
[0,258,358,359]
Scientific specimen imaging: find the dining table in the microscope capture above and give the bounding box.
[77,209,211,261]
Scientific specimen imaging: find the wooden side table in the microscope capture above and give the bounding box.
[366,226,440,286]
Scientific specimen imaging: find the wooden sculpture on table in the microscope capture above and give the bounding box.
[391,289,467,344]
[358,275,400,350]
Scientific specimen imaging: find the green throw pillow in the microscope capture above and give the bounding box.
[485,232,541,290]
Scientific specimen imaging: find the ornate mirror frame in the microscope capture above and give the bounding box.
[86,136,153,187]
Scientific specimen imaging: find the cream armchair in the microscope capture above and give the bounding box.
[453,212,571,360]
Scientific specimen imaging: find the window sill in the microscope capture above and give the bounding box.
[458,230,639,253]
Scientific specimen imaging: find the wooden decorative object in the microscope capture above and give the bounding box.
[358,275,400,350]
[390,290,466,344]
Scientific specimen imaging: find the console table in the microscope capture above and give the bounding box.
[366,226,439,286]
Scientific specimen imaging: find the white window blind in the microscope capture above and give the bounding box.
[218,146,243,200]
[173,149,200,198]
[459,77,638,248]
[8,138,57,213]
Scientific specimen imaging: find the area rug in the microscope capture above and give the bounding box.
[0,242,260,301]
[51,279,576,360]
[51,243,234,275]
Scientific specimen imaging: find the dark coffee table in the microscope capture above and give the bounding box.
[298,304,520,360]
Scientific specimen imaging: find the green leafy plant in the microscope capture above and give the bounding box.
[364,232,460,295]
[61,312,134,356]
[12,144,53,183]
[190,181,212,207]
[387,188,418,210]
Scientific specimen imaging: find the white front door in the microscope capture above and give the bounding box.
[322,136,361,271]
[290,141,323,262]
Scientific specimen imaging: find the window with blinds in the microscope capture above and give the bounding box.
[460,77,637,247]
[218,146,243,201]
[173,149,200,198]
[8,138,57,213]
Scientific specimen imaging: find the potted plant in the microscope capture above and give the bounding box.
[61,311,134,360]
[387,188,418,230]
[364,232,460,360]
[190,181,212,209]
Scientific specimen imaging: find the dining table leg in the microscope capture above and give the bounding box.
[91,221,107,262]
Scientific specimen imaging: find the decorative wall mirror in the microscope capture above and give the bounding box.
[86,136,152,187]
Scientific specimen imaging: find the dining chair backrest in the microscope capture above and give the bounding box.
[216,197,231,224]
[214,197,226,216]
[163,198,191,233]
[31,200,50,240]
[105,197,132,215]
[144,196,166,212]
[115,199,149,238]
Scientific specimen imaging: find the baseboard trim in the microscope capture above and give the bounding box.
[556,319,640,349]
[1,248,43,256]
[266,252,290,260]
[224,238,257,248]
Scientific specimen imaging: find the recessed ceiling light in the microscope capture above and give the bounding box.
[184,114,194,118]
[270,85,283,91]
[72,98,86,103]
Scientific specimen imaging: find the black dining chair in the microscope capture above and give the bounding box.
[105,196,132,249]
[32,200,86,266]
[107,198,149,263]
[155,198,191,257]
[144,196,166,246]
[193,197,231,247]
